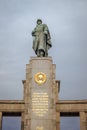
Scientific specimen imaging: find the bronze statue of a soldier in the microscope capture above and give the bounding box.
[32,19,52,57]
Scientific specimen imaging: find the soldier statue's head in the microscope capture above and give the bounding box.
[37,19,42,25]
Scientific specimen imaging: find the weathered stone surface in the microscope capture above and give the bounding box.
[24,57,57,130]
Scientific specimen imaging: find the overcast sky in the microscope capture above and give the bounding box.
[0,0,87,129]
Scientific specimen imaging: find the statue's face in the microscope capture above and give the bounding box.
[37,21,42,25]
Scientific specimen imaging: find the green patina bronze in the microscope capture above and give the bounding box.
[32,19,52,57]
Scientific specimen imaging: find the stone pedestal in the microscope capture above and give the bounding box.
[23,57,58,130]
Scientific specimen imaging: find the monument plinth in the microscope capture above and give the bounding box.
[22,57,60,130]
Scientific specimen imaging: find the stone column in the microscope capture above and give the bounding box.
[86,112,87,130]
[0,112,2,130]
[80,112,86,130]
[56,112,60,130]
[21,112,24,130]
